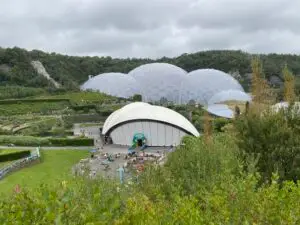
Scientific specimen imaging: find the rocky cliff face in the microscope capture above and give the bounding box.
[31,61,61,88]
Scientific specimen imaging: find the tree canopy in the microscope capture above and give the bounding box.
[1,47,300,90]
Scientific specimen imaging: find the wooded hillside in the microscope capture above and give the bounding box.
[1,46,300,90]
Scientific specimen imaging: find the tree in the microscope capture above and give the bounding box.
[132,94,142,102]
[234,108,300,183]
[203,110,212,144]
[159,97,168,105]
[283,64,296,104]
[250,57,275,111]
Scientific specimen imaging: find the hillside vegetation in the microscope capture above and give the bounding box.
[2,47,300,91]
[1,58,300,224]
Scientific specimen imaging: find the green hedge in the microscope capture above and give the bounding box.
[70,104,97,111]
[48,138,94,146]
[0,98,70,105]
[0,150,31,162]
[97,110,113,117]
[0,136,94,146]
[0,135,50,146]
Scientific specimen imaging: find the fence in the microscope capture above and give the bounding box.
[0,147,41,180]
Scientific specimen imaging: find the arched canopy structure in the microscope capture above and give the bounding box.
[102,102,199,146]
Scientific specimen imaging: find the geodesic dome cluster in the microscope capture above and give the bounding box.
[80,63,251,105]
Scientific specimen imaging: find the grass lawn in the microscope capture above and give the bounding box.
[0,150,89,194]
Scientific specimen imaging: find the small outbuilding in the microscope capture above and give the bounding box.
[102,102,199,146]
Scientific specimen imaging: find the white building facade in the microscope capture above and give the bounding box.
[102,102,199,146]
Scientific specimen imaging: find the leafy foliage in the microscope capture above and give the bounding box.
[0,135,94,146]
[234,107,300,183]
[1,134,300,224]
[283,65,296,103]
[48,138,94,146]
[0,86,46,100]
[2,47,300,90]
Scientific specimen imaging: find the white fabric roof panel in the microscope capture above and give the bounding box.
[102,102,199,136]
[180,69,245,105]
[208,90,252,105]
[80,72,141,98]
[128,63,187,103]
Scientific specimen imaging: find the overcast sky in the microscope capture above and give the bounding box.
[0,0,300,58]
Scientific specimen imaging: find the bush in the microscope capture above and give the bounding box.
[0,135,50,146]
[98,109,114,117]
[0,136,93,146]
[1,134,300,224]
[0,150,30,162]
[0,86,46,100]
[0,98,69,105]
[49,138,94,146]
[213,117,231,132]
[234,107,300,183]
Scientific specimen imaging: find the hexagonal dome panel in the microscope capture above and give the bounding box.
[128,63,187,103]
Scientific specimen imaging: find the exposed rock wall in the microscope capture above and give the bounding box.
[31,60,61,88]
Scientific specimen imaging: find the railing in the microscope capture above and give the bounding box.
[0,147,41,180]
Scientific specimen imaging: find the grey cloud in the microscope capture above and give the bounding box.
[1,0,300,58]
[178,0,300,33]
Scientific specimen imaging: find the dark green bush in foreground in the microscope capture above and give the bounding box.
[1,134,300,224]
[234,107,300,183]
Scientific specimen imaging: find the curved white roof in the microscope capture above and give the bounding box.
[128,63,187,103]
[180,69,245,105]
[102,102,199,136]
[80,72,141,98]
[208,90,251,105]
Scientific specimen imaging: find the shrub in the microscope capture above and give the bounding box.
[0,136,93,146]
[213,117,231,132]
[1,133,300,224]
[0,86,46,100]
[233,107,300,183]
[0,178,124,225]
[0,150,31,162]
[134,134,242,203]
[0,135,50,146]
[98,110,114,117]
[49,138,94,146]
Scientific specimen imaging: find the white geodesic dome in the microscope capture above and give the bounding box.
[128,63,187,103]
[80,73,141,98]
[205,104,234,119]
[208,90,251,105]
[180,69,245,105]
